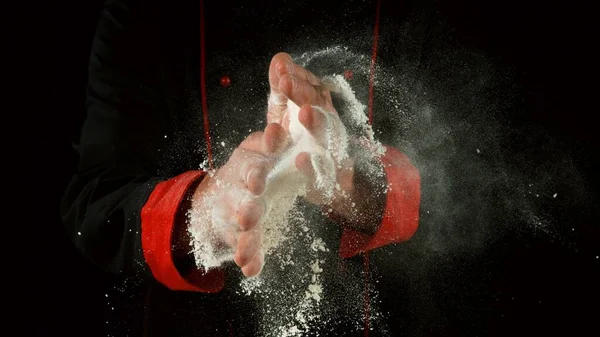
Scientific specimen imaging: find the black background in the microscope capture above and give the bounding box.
[30,0,597,336]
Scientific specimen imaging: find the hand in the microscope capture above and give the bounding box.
[295,104,384,235]
[267,52,336,130]
[267,52,354,206]
[191,123,288,277]
[267,52,385,234]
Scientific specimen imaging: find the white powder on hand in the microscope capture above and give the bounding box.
[187,72,387,336]
[188,96,349,273]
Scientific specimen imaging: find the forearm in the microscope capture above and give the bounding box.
[62,157,225,291]
[62,0,225,292]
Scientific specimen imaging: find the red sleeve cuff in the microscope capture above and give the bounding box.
[141,171,224,292]
[340,146,421,258]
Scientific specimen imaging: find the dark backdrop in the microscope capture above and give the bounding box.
[30,0,597,336]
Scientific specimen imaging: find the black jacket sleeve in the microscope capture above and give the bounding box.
[60,0,174,277]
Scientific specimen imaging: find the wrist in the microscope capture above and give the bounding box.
[191,172,215,210]
[172,174,204,260]
[188,171,236,269]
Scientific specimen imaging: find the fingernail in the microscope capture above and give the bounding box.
[239,203,262,230]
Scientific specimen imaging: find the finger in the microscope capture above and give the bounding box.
[237,198,265,231]
[278,73,326,108]
[239,131,265,152]
[268,52,293,91]
[269,52,321,88]
[263,123,288,154]
[268,53,293,123]
[233,137,271,196]
[243,163,270,195]
[213,226,238,250]
[267,53,327,124]
[267,94,288,125]
[230,149,275,196]
[298,104,327,143]
[292,63,321,87]
[234,229,262,268]
[242,251,265,277]
[295,152,316,179]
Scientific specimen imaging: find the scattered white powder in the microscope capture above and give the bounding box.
[186,66,386,336]
[188,75,375,273]
[198,158,209,171]
[187,180,247,268]
[239,275,264,296]
[306,260,323,302]
[310,238,327,252]
[262,235,329,337]
[187,112,339,269]
[322,74,386,158]
[284,100,348,201]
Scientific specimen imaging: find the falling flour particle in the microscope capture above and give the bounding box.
[240,275,264,296]
[198,158,209,171]
[322,74,386,158]
[310,238,327,252]
[305,258,324,303]
[270,237,328,336]
[306,283,322,302]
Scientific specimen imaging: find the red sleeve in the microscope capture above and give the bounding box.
[141,171,224,292]
[339,146,421,258]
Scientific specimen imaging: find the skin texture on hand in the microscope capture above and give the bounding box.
[185,52,386,278]
[191,123,289,277]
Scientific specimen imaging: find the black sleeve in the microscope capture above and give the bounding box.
[60,0,173,276]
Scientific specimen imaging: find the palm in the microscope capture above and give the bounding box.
[266,53,354,207]
[267,53,337,130]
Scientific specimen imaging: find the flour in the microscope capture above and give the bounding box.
[188,104,347,271]
[187,70,385,336]
[258,235,329,337]
[306,259,324,302]
[188,75,367,272]
[322,74,384,157]
[284,100,349,200]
